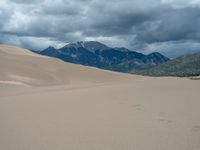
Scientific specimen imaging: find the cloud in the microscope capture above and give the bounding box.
[142,40,200,58]
[0,33,67,50]
[135,7,200,43]
[161,0,200,8]
[0,0,200,57]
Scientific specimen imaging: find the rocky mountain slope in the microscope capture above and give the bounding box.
[35,41,169,73]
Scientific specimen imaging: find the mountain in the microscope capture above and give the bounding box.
[36,41,169,73]
[40,46,59,56]
[137,52,200,77]
[63,41,109,53]
[108,52,170,73]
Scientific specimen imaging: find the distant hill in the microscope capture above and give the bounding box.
[137,52,200,77]
[35,41,169,73]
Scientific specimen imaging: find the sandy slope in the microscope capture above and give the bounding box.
[0,44,137,86]
[0,45,200,150]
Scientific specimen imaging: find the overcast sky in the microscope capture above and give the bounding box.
[1,0,200,57]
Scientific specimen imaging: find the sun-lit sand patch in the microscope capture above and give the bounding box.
[0,81,31,87]
[190,76,200,80]
[7,74,40,83]
[0,44,45,57]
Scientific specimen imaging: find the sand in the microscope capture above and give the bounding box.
[0,45,200,150]
[0,44,139,86]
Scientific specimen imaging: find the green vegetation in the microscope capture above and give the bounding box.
[136,53,200,77]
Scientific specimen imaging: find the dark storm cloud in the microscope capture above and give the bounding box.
[82,0,156,36]
[8,0,41,4]
[1,0,200,57]
[136,7,200,43]
[83,11,154,36]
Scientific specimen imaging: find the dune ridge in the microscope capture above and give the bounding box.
[0,44,141,87]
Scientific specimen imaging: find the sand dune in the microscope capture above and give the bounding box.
[0,45,200,150]
[0,44,139,86]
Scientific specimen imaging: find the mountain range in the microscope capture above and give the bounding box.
[33,41,200,77]
[35,41,169,73]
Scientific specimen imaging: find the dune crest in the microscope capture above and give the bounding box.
[0,45,45,57]
[0,44,141,86]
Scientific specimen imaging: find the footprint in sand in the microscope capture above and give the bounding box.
[131,104,144,111]
[132,104,141,108]
[191,125,200,132]
[158,118,172,124]
[159,112,166,116]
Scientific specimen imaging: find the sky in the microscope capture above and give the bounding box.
[0,0,200,58]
